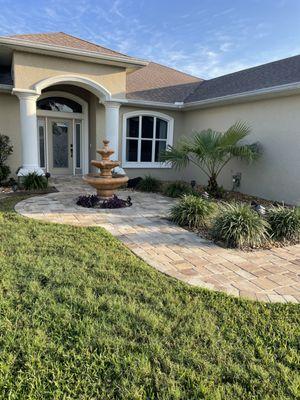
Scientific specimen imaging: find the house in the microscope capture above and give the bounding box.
[0,32,299,204]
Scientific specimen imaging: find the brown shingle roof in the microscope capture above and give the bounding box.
[8,32,133,59]
[5,32,300,105]
[126,62,202,103]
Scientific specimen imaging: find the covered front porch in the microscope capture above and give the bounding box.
[13,75,121,177]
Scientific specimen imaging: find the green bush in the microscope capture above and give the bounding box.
[22,172,48,190]
[0,134,13,184]
[163,181,194,198]
[267,206,300,242]
[137,175,161,192]
[170,195,216,229]
[212,203,269,248]
[0,165,10,183]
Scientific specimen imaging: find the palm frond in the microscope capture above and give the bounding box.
[228,143,261,161]
[160,144,190,170]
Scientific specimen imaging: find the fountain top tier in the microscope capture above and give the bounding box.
[91,140,120,178]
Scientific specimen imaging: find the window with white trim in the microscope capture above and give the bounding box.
[123,113,173,167]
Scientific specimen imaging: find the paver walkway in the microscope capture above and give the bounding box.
[15,177,300,303]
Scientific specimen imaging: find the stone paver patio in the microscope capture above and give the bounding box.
[15,177,300,303]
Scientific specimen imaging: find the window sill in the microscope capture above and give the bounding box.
[122,162,172,169]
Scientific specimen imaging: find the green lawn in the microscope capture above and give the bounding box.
[0,196,299,399]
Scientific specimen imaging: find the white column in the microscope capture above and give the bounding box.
[15,92,44,176]
[104,101,120,160]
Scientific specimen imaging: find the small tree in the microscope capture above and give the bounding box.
[160,122,261,197]
[0,134,13,183]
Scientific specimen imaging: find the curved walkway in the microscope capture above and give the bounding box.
[15,177,300,303]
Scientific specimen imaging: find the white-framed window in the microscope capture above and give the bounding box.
[122,111,174,168]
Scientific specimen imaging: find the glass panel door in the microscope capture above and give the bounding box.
[48,119,73,175]
[37,118,46,169]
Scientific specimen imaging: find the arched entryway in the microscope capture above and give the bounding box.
[36,91,89,175]
[13,75,121,176]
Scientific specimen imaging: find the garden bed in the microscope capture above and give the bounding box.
[0,185,58,196]
[130,178,298,251]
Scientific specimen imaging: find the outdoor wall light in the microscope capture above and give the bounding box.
[232,173,241,191]
[190,180,196,189]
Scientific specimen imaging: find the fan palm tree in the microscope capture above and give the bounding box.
[160,122,261,197]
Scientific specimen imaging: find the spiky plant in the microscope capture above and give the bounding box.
[170,195,216,229]
[212,203,269,248]
[137,175,161,192]
[267,206,300,242]
[160,122,261,197]
[22,172,48,190]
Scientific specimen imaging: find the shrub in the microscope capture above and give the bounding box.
[267,206,300,242]
[163,181,194,198]
[212,203,269,248]
[137,175,161,192]
[170,195,216,229]
[22,172,48,190]
[0,134,13,184]
[0,165,10,184]
[101,195,132,209]
[77,195,100,208]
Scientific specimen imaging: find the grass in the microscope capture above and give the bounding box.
[0,196,299,399]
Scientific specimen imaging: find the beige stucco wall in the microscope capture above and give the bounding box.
[13,51,126,98]
[0,93,21,175]
[1,77,299,205]
[182,94,300,205]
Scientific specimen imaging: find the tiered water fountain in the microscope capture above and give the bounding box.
[83,140,128,198]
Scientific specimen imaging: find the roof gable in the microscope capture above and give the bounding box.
[8,32,133,59]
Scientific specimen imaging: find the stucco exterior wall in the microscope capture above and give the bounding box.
[182,95,300,205]
[0,93,21,175]
[1,79,299,205]
[13,51,126,98]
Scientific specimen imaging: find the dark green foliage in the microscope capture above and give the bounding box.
[170,194,216,229]
[0,196,298,399]
[212,203,269,248]
[77,194,100,208]
[0,165,10,183]
[22,172,48,190]
[267,206,300,241]
[163,181,194,198]
[161,122,261,198]
[0,134,13,183]
[137,175,161,192]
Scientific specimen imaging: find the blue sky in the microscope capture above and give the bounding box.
[0,0,299,79]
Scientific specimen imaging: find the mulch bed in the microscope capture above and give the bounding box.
[0,186,58,197]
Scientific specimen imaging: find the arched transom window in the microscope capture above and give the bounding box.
[37,97,82,113]
[123,111,174,168]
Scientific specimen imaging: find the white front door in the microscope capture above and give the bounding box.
[48,119,73,175]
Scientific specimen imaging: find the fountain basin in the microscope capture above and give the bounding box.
[83,173,128,198]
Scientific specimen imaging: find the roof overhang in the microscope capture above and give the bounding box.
[183,81,300,110]
[117,98,180,110]
[0,36,148,69]
[0,84,13,92]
